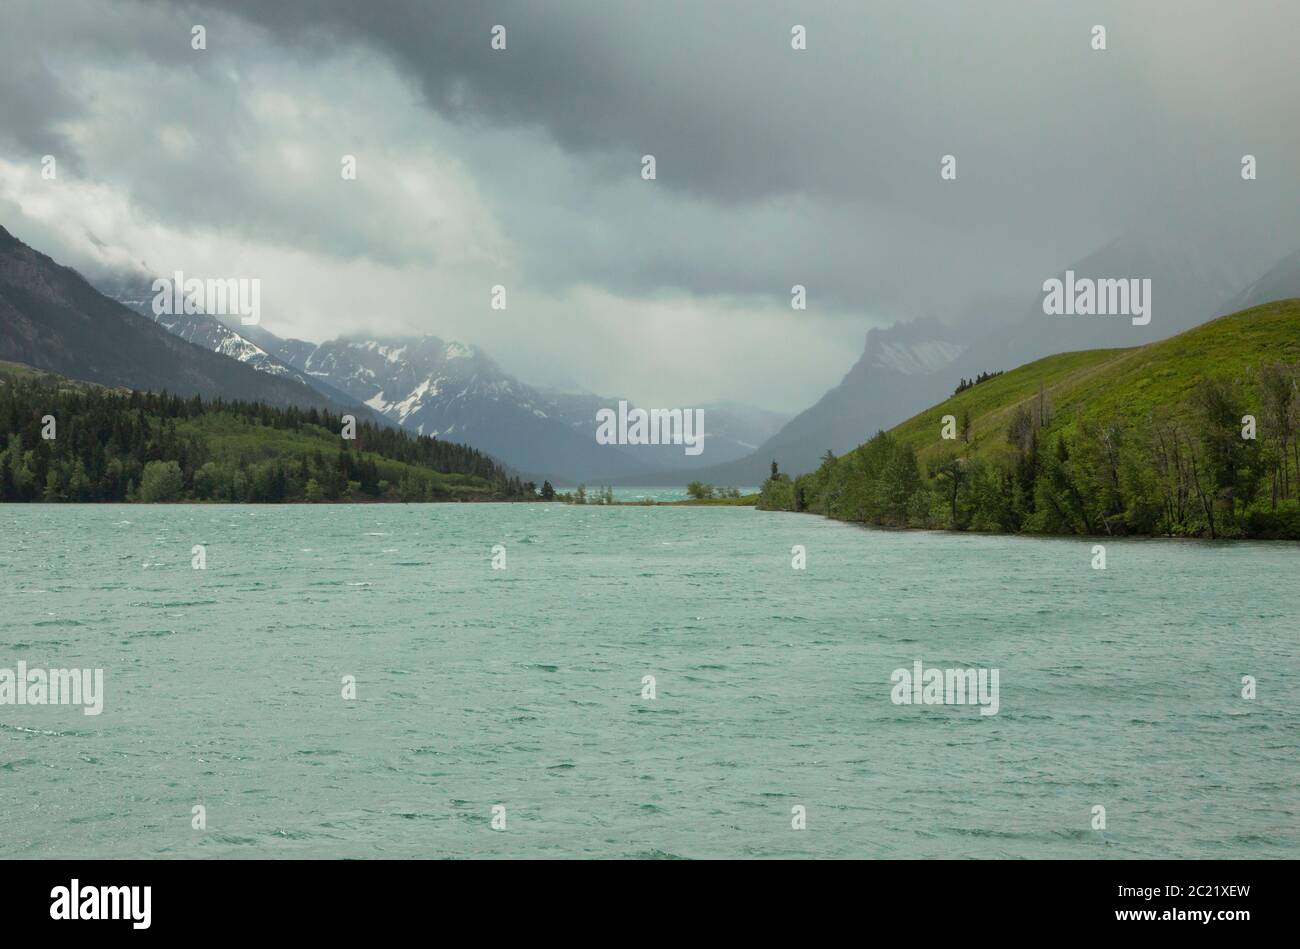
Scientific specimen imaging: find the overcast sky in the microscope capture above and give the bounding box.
[2,0,1298,410]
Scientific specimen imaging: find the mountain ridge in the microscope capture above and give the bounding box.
[94,273,790,482]
[664,222,1292,485]
[0,225,373,419]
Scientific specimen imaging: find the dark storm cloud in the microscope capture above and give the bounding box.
[1,1,492,269]
[0,41,84,168]
[156,0,1300,310]
[3,0,1300,408]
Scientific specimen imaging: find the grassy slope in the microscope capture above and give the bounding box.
[0,358,125,390]
[884,300,1300,468]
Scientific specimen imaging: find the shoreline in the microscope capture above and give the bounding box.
[756,503,1300,543]
[5,497,1298,540]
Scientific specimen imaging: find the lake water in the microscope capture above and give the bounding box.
[1,504,1296,859]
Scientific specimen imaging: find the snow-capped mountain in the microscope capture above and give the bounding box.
[157,315,299,380]
[94,275,403,428]
[93,272,789,481]
[1,230,358,416]
[869,337,967,377]
[265,334,550,442]
[244,331,786,481]
[95,275,320,386]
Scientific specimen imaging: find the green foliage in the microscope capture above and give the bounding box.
[667,491,758,506]
[758,472,795,511]
[686,480,715,500]
[139,460,184,502]
[684,482,742,501]
[757,302,1300,539]
[0,365,530,503]
[954,370,1004,396]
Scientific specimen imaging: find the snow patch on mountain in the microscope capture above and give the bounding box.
[870,339,966,375]
[148,313,296,379]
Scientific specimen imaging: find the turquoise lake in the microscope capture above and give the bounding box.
[1,503,1296,858]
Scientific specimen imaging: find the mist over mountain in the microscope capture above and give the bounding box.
[950,213,1283,382]
[643,217,1296,484]
[89,269,788,482]
[95,273,317,386]
[88,215,1298,489]
[6,1,1300,420]
[0,226,363,416]
[238,331,789,482]
[1221,248,1300,315]
[618,318,970,485]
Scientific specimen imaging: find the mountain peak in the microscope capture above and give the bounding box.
[863,318,967,376]
[340,335,479,364]
[0,229,360,415]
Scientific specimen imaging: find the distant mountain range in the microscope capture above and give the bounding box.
[6,217,1295,488]
[236,330,790,483]
[627,318,970,486]
[0,225,367,418]
[96,273,788,483]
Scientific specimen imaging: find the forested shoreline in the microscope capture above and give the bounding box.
[758,306,1300,541]
[759,372,1300,539]
[0,371,534,503]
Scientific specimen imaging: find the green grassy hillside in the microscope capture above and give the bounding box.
[895,301,1300,464]
[760,301,1300,539]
